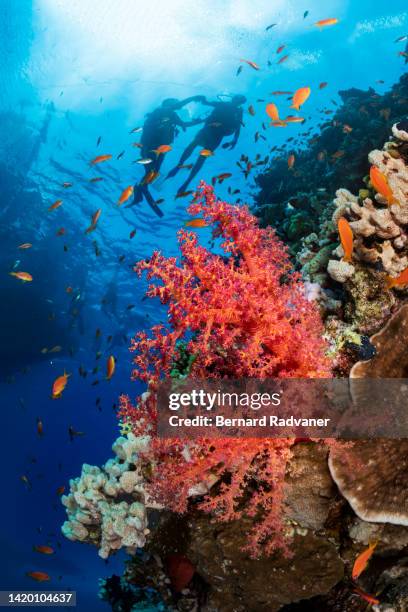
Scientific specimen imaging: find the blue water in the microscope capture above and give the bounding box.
[1,1,407,609]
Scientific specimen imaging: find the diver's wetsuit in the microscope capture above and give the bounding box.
[126,96,205,216]
[166,96,246,195]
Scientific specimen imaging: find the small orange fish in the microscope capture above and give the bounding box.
[34,545,54,555]
[386,267,408,289]
[36,418,43,437]
[240,58,260,70]
[56,486,65,496]
[217,172,232,182]
[66,286,73,293]
[370,166,398,206]
[185,218,208,228]
[142,170,159,185]
[288,154,295,169]
[89,177,104,183]
[48,200,63,212]
[291,87,311,110]
[266,103,280,121]
[153,144,172,155]
[285,116,305,123]
[129,229,136,239]
[248,105,255,116]
[18,243,32,249]
[118,185,134,205]
[353,587,379,606]
[175,190,194,199]
[271,120,287,127]
[352,542,377,581]
[10,271,33,282]
[200,149,213,157]
[106,355,115,380]
[317,151,326,161]
[276,44,286,54]
[319,82,328,89]
[90,154,112,165]
[52,371,70,400]
[277,54,289,64]
[56,228,65,236]
[62,182,73,188]
[332,150,345,159]
[315,18,338,28]
[26,571,50,582]
[343,124,353,133]
[338,218,354,263]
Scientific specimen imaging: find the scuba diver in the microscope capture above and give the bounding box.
[126,96,206,216]
[166,94,247,196]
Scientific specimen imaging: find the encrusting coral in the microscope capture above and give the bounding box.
[61,433,154,559]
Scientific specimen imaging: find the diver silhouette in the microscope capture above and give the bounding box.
[126,96,206,216]
[166,94,247,196]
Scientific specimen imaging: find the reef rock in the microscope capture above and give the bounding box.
[185,515,344,612]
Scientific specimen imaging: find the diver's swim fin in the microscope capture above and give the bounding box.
[146,200,164,218]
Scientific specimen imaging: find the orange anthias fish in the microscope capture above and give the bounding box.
[290,87,311,110]
[319,82,328,89]
[276,44,286,54]
[85,209,102,234]
[338,218,354,262]
[288,154,295,169]
[352,542,377,581]
[106,355,115,380]
[18,243,32,249]
[277,54,289,64]
[185,218,208,228]
[52,371,70,400]
[370,166,398,205]
[48,199,63,212]
[56,485,65,496]
[248,104,255,116]
[153,144,172,155]
[240,58,260,70]
[26,571,50,582]
[36,418,43,437]
[266,103,280,121]
[118,185,134,205]
[90,154,112,165]
[34,545,54,555]
[315,18,338,28]
[285,116,305,123]
[142,170,159,185]
[200,149,213,157]
[353,587,379,606]
[10,271,33,282]
[386,266,408,289]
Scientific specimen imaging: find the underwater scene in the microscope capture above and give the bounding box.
[1,0,408,610]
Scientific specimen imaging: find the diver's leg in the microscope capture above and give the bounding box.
[142,185,164,218]
[177,155,206,195]
[166,141,198,179]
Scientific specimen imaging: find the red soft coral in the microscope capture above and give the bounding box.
[119,183,331,557]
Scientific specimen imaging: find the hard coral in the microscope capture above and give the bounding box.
[119,183,331,557]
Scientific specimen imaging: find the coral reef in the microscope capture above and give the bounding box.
[254,74,408,248]
[118,182,330,558]
[62,433,153,559]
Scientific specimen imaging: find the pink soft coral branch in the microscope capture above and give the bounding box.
[119,183,331,557]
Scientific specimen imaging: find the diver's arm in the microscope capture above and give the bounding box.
[174,95,207,109]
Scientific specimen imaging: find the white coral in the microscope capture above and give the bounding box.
[327,260,355,283]
[61,433,154,559]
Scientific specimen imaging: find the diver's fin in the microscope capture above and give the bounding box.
[146,200,164,218]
